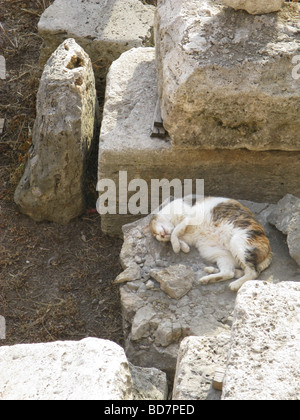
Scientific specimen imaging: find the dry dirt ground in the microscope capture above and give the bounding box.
[0,1,124,346]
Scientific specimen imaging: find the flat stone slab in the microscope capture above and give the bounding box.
[0,338,133,400]
[155,0,300,150]
[38,0,155,92]
[98,47,300,237]
[118,201,300,378]
[222,281,300,400]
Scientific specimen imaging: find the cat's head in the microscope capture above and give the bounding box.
[150,215,174,242]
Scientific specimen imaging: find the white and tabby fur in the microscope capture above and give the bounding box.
[150,197,272,292]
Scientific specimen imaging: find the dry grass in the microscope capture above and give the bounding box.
[0,0,124,347]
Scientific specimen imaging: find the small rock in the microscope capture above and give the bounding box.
[129,363,168,400]
[150,265,195,300]
[154,319,173,347]
[131,306,156,341]
[145,280,155,290]
[114,263,141,284]
[222,0,284,15]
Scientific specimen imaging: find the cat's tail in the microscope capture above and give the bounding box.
[257,250,272,274]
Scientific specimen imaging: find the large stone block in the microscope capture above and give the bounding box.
[0,338,133,400]
[38,0,155,93]
[155,0,300,150]
[98,47,300,237]
[222,281,300,400]
[15,39,97,223]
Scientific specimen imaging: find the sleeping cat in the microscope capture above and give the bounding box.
[150,197,272,292]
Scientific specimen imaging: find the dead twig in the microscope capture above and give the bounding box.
[21,8,41,18]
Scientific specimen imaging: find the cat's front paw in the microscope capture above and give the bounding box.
[180,240,190,254]
[171,238,181,254]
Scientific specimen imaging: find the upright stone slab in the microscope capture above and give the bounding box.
[38,0,155,92]
[15,39,96,223]
[0,338,133,400]
[98,47,300,237]
[222,281,300,400]
[155,0,300,150]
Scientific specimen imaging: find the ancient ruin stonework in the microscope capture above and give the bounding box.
[38,0,155,93]
[98,47,300,237]
[222,281,300,400]
[155,0,300,150]
[15,39,97,223]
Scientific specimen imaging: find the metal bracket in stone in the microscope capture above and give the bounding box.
[150,98,168,140]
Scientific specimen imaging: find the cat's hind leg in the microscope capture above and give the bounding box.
[198,253,236,285]
[228,235,259,292]
[229,266,258,292]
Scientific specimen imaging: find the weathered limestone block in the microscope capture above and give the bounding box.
[222,281,300,400]
[15,39,97,223]
[0,338,133,400]
[117,203,300,378]
[155,0,300,150]
[38,0,155,93]
[98,47,300,237]
[172,334,231,400]
[268,194,300,266]
[222,0,284,14]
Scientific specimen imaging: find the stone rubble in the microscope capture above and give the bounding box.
[14,39,97,224]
